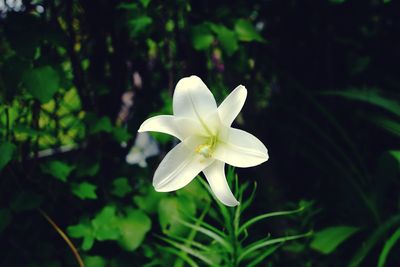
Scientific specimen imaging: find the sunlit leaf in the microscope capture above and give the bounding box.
[72,182,97,200]
[0,141,16,171]
[311,226,359,254]
[92,206,120,241]
[111,177,132,198]
[67,219,95,251]
[41,160,75,182]
[84,255,106,267]
[117,209,151,251]
[22,66,60,103]
[158,195,196,236]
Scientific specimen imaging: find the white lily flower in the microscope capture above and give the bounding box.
[138,76,268,206]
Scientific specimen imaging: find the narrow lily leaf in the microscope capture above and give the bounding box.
[349,214,400,267]
[311,226,359,254]
[239,207,304,234]
[246,244,281,267]
[159,236,217,266]
[157,246,199,267]
[323,88,400,117]
[239,232,311,263]
[378,227,400,267]
[370,116,400,137]
[178,219,232,252]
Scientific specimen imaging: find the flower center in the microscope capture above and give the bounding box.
[195,135,218,158]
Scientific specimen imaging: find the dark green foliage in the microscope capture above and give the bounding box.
[0,0,399,266]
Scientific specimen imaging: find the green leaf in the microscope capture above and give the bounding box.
[92,206,120,241]
[0,209,12,233]
[140,0,151,8]
[67,219,95,251]
[117,209,151,251]
[133,188,164,214]
[349,214,400,267]
[158,195,196,236]
[324,89,400,117]
[111,177,132,198]
[112,127,132,142]
[89,116,113,134]
[72,182,97,200]
[22,66,60,103]
[378,227,400,267]
[191,25,214,51]
[128,16,153,37]
[210,24,238,56]
[41,160,75,182]
[234,19,264,42]
[311,226,359,254]
[1,56,31,102]
[84,255,106,267]
[370,117,400,137]
[0,141,16,171]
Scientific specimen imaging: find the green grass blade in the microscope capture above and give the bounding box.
[246,244,281,267]
[156,245,199,267]
[238,232,311,263]
[239,207,304,234]
[377,227,400,267]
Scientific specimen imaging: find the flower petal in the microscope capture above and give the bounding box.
[173,75,218,124]
[203,160,239,206]
[138,115,184,140]
[218,85,247,126]
[153,141,213,192]
[214,127,268,168]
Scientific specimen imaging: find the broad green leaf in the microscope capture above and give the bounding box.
[112,127,132,142]
[92,206,120,241]
[111,177,132,198]
[378,227,400,267]
[133,188,164,214]
[140,0,151,8]
[234,19,264,42]
[41,160,74,182]
[210,24,238,56]
[0,208,12,233]
[84,255,106,267]
[0,141,16,171]
[128,16,153,37]
[117,209,151,251]
[76,161,100,177]
[22,66,60,103]
[311,226,359,254]
[67,219,95,251]
[72,182,97,200]
[10,191,43,211]
[191,25,214,51]
[158,195,196,236]
[324,89,400,117]
[89,116,113,134]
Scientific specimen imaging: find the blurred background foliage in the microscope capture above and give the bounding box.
[0,0,399,266]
